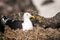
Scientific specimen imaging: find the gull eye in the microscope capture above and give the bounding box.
[26,14,28,16]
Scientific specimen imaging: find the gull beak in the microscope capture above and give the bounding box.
[30,16,35,19]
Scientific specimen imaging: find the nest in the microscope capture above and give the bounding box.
[4,26,60,40]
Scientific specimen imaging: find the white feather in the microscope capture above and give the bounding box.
[22,12,33,31]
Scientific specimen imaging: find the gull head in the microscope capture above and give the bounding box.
[23,12,35,19]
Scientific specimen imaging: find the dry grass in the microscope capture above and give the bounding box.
[4,26,60,40]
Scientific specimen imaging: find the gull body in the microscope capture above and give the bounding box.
[2,13,34,31]
[2,16,23,30]
[22,12,33,31]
